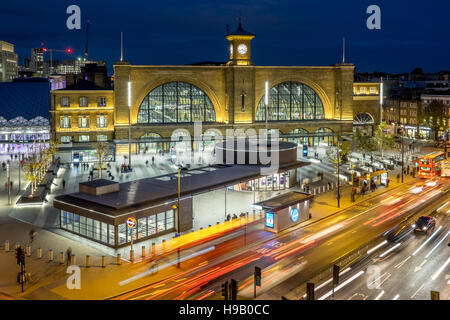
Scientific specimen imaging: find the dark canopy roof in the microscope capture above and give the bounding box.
[227,21,255,36]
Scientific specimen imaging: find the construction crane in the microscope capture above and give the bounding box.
[41,44,73,75]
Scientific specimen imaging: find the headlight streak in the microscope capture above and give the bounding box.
[317,270,365,300]
[374,290,385,300]
[431,257,450,281]
[367,240,388,254]
[412,226,443,256]
[379,243,402,258]
[424,231,448,259]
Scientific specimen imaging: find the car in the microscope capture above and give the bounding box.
[412,216,436,234]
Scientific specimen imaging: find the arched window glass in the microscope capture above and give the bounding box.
[137,82,216,124]
[256,82,324,121]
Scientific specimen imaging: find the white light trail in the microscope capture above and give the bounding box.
[302,268,351,298]
[425,230,450,259]
[318,270,365,300]
[127,81,131,107]
[379,243,402,258]
[412,226,443,256]
[431,257,450,281]
[392,294,400,300]
[118,246,215,286]
[437,201,449,212]
[367,240,388,254]
[374,290,385,300]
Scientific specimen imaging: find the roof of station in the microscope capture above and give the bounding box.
[0,78,50,121]
[54,161,308,217]
[255,191,314,211]
[227,20,255,37]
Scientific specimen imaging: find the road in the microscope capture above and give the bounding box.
[111,177,449,300]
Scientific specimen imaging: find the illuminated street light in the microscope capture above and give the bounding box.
[128,79,132,167]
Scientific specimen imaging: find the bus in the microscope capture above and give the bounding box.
[418,151,446,178]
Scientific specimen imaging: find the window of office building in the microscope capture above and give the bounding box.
[79,115,89,128]
[80,97,88,107]
[61,136,71,143]
[359,87,366,95]
[97,114,107,128]
[369,87,376,94]
[98,97,106,107]
[61,97,70,107]
[60,115,71,128]
[79,135,90,142]
[97,134,108,142]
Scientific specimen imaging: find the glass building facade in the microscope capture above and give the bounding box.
[60,209,175,248]
[137,81,216,124]
[256,82,325,121]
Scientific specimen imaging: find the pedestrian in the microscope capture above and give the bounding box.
[66,247,72,266]
[146,160,149,167]
[10,181,13,190]
[152,156,155,164]
[407,165,410,175]
[62,180,66,188]
[29,228,36,243]
[386,178,390,188]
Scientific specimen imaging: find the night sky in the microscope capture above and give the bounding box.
[2,0,449,74]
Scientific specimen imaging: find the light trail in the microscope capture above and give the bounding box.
[392,294,400,300]
[367,240,388,254]
[195,290,215,300]
[318,270,365,300]
[379,243,402,258]
[302,267,351,298]
[431,257,450,281]
[425,230,450,259]
[119,246,215,286]
[374,290,385,300]
[412,226,443,256]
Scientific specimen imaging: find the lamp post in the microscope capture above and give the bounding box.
[337,140,341,208]
[265,79,269,135]
[401,126,404,183]
[128,79,132,168]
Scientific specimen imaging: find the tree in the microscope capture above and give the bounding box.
[326,139,351,173]
[420,100,447,141]
[374,122,395,159]
[353,128,377,164]
[94,142,109,179]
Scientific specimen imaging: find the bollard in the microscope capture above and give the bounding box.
[4,240,9,252]
[130,250,134,262]
[327,184,330,191]
[49,249,53,262]
[26,245,31,257]
[152,242,156,256]
[102,255,106,267]
[71,255,76,265]
[162,239,166,251]
[60,251,64,264]
[15,243,20,249]
[117,253,121,265]
[141,245,145,258]
[217,221,220,225]
[323,185,326,192]
[86,255,90,267]
[37,248,42,259]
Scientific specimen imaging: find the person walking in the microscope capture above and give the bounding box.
[152,156,155,164]
[62,180,66,189]
[66,247,72,266]
[145,160,149,167]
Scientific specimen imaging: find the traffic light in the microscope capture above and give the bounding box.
[15,247,23,265]
[306,282,315,300]
[66,48,72,54]
[333,265,340,285]
[254,266,262,287]
[221,281,229,300]
[229,279,238,300]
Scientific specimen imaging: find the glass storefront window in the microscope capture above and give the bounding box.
[73,214,80,234]
[166,210,174,230]
[138,217,147,239]
[67,212,73,231]
[148,215,156,235]
[79,216,87,236]
[108,225,115,246]
[61,211,67,228]
[118,223,126,245]
[101,222,108,243]
[157,212,166,232]
[93,220,100,240]
[86,218,93,238]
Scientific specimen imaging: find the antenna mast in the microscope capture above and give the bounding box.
[120,32,124,62]
[85,20,90,60]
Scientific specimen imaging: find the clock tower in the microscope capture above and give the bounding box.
[226,19,255,66]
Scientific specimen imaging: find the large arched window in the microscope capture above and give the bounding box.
[256,82,325,121]
[137,82,216,124]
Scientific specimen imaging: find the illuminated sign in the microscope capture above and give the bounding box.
[126,217,137,229]
[265,212,274,228]
[290,208,299,222]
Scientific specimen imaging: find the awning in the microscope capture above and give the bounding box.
[362,170,388,179]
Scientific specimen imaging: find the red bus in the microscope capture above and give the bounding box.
[418,151,446,178]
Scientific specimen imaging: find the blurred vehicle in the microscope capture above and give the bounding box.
[412,216,436,234]
[441,160,450,177]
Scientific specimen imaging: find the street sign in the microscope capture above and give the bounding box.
[333,264,340,285]
[126,217,137,229]
[255,266,262,287]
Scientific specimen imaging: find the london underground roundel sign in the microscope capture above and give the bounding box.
[290,208,299,222]
[126,217,137,229]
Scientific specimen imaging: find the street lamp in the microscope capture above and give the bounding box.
[128,79,132,168]
[401,125,404,183]
[265,79,269,135]
[337,142,341,208]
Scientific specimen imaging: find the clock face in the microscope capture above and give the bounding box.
[230,44,233,56]
[237,44,247,55]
